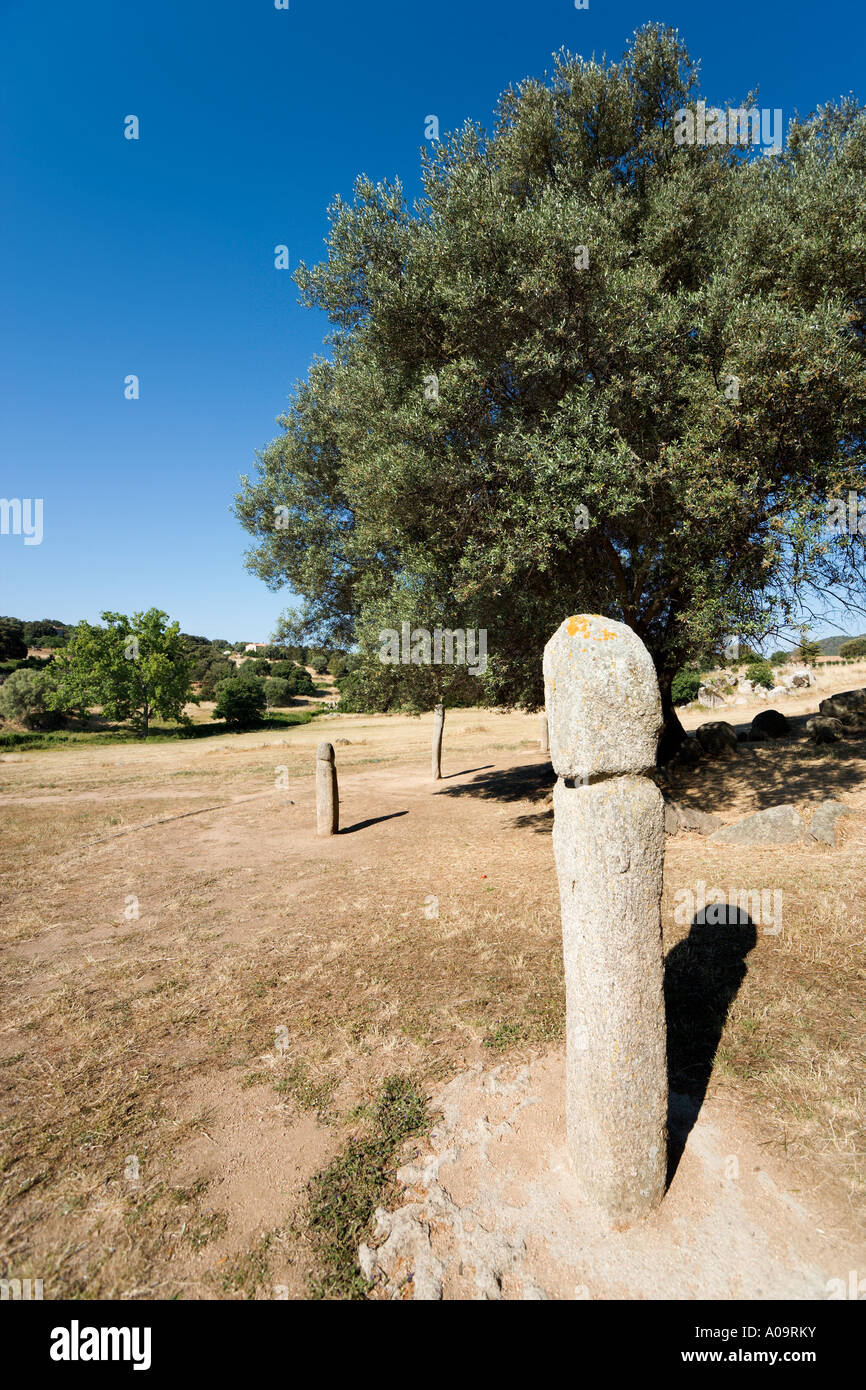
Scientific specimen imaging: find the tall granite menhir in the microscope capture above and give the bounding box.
[316,741,339,836]
[544,614,667,1225]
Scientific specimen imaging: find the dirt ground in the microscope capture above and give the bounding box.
[0,671,864,1299]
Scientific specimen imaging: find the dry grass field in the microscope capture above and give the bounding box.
[0,672,864,1298]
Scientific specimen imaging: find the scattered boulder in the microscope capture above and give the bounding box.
[750,709,790,740]
[334,737,351,745]
[767,686,788,700]
[695,721,739,758]
[807,799,851,846]
[708,804,810,846]
[785,667,815,689]
[806,716,845,745]
[681,805,724,834]
[664,800,723,836]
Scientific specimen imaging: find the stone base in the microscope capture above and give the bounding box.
[359,1055,863,1300]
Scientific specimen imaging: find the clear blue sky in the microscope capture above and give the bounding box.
[1,0,863,642]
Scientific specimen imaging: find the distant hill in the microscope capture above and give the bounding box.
[816,633,866,656]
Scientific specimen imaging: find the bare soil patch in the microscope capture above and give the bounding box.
[0,695,863,1298]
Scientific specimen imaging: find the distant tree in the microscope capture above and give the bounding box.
[796,628,821,666]
[309,650,331,675]
[0,667,55,727]
[327,654,349,678]
[53,609,193,737]
[269,661,315,694]
[839,637,866,658]
[197,659,233,700]
[0,618,27,662]
[250,658,272,676]
[212,676,266,726]
[264,676,292,710]
[295,667,315,695]
[769,650,790,665]
[22,619,69,647]
[236,660,262,683]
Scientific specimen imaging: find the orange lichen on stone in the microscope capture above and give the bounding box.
[565,615,617,642]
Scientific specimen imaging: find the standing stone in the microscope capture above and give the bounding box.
[432,703,444,781]
[316,741,339,835]
[539,711,549,753]
[544,614,667,1226]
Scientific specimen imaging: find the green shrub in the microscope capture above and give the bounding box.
[0,668,55,728]
[270,661,315,694]
[745,659,774,689]
[212,677,266,727]
[671,669,702,705]
[839,637,866,659]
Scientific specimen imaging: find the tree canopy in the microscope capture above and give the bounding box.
[54,609,193,737]
[235,24,866,751]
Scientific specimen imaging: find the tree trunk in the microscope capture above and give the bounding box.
[432,703,444,781]
[656,671,686,765]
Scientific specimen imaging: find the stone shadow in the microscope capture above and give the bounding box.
[339,811,408,834]
[439,764,496,780]
[664,909,757,1185]
[439,760,556,833]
